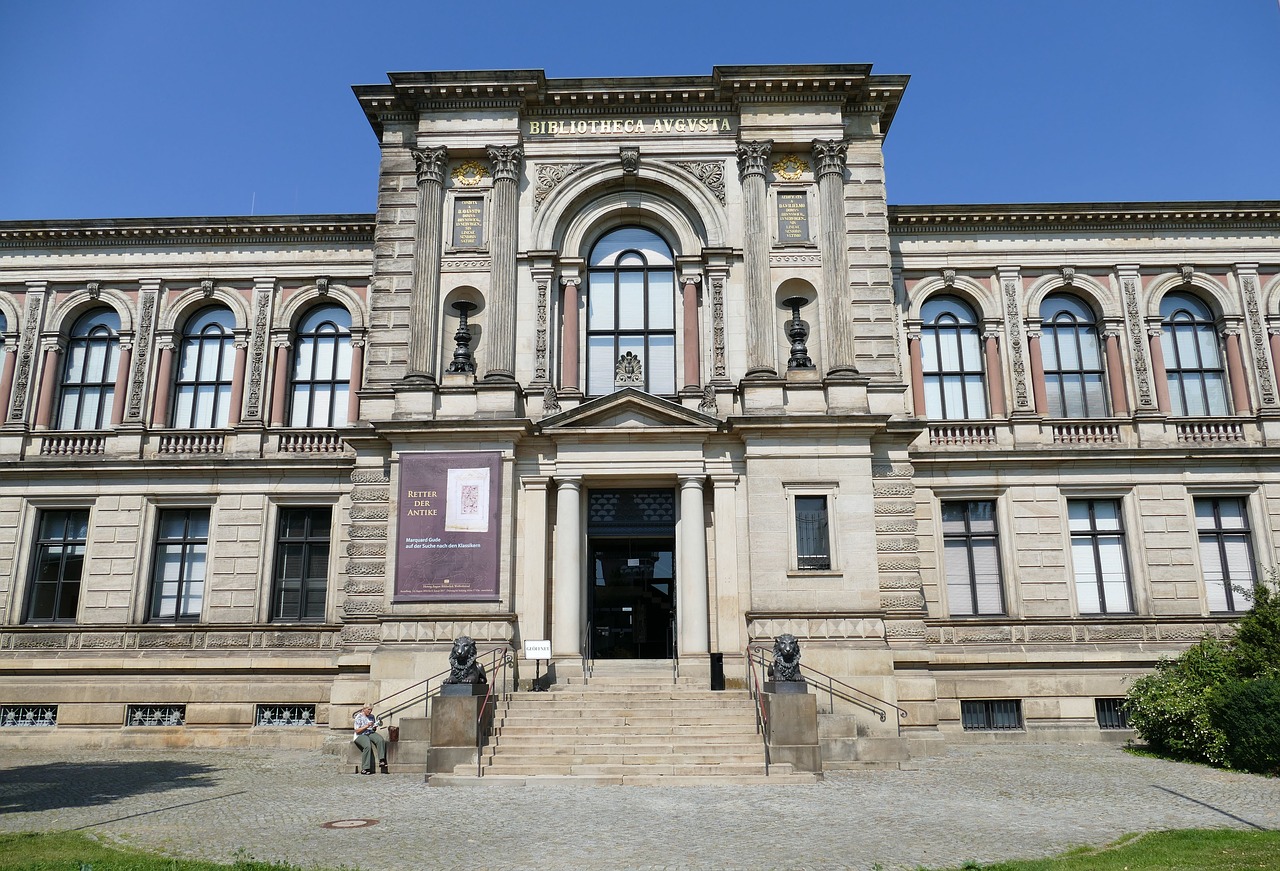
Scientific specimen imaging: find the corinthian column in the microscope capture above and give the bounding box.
[736,140,774,378]
[485,145,523,381]
[812,139,856,376]
[409,146,448,382]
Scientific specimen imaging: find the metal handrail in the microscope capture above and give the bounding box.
[746,643,909,736]
[476,647,517,777]
[744,645,771,776]
[670,615,678,683]
[368,646,513,723]
[580,619,593,685]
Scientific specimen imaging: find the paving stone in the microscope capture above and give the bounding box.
[0,744,1277,870]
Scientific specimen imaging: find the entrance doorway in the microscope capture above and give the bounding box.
[586,489,677,660]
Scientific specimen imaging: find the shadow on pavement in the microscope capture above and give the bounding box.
[0,760,220,815]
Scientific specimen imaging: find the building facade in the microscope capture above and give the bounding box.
[1,65,1278,752]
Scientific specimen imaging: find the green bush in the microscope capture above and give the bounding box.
[1209,676,1280,775]
[1230,580,1280,679]
[1124,637,1232,766]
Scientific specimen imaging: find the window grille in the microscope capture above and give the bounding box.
[795,495,831,570]
[126,704,186,726]
[1095,698,1131,730]
[960,699,1022,731]
[0,705,57,727]
[255,704,317,726]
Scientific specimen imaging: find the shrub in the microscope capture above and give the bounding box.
[1124,637,1233,766]
[1230,577,1280,679]
[1209,676,1280,775]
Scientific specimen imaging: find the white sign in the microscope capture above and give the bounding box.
[523,639,551,660]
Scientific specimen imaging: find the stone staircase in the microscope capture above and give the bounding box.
[430,659,820,785]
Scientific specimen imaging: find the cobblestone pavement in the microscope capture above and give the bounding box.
[1,744,1277,871]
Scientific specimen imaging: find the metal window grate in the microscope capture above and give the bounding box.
[960,699,1022,731]
[126,705,186,726]
[1095,698,1132,730]
[255,705,317,727]
[0,705,57,727]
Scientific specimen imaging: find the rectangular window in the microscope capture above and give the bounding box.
[255,704,317,727]
[1196,497,1256,613]
[0,705,58,727]
[26,509,89,623]
[271,507,331,622]
[960,699,1022,731]
[1068,499,1133,614]
[149,508,209,621]
[794,495,831,570]
[1095,698,1131,730]
[126,704,186,726]
[941,500,1004,616]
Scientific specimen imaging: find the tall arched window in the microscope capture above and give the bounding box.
[290,304,352,427]
[921,296,987,420]
[173,307,236,428]
[586,227,676,396]
[1160,291,1228,416]
[1041,294,1107,418]
[58,308,121,430]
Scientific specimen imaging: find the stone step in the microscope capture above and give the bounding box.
[480,752,767,766]
[493,724,759,737]
[471,762,782,777]
[341,739,430,773]
[488,739,765,753]
[508,691,751,704]
[493,713,754,727]
[428,771,821,786]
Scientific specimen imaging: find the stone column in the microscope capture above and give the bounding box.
[711,475,742,656]
[227,339,248,427]
[110,342,131,426]
[0,345,15,422]
[485,145,523,381]
[812,139,856,376]
[1147,327,1172,414]
[346,338,364,424]
[560,277,581,392]
[907,331,926,417]
[551,477,582,658]
[1026,332,1047,415]
[678,476,709,657]
[34,344,61,430]
[269,339,290,426]
[520,477,550,647]
[681,275,701,390]
[409,146,448,382]
[1103,329,1129,415]
[984,332,1008,417]
[151,341,174,426]
[736,140,774,378]
[1224,328,1251,414]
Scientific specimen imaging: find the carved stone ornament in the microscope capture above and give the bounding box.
[673,161,726,205]
[444,636,488,685]
[1180,264,1195,284]
[200,279,215,298]
[316,276,330,296]
[534,163,583,211]
[698,383,717,414]
[451,160,488,187]
[768,634,803,682]
[412,146,448,187]
[86,281,101,299]
[810,139,848,178]
[942,269,956,287]
[615,351,643,385]
[485,145,523,183]
[542,384,561,414]
[619,146,640,175]
[1060,266,1075,285]
[735,140,773,181]
[771,154,807,181]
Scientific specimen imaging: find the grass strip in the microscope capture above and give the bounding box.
[0,831,348,871]
[947,828,1280,870]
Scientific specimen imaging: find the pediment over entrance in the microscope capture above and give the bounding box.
[539,388,720,432]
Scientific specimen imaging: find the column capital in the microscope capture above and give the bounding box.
[39,338,63,354]
[486,145,524,183]
[735,139,773,181]
[554,476,582,492]
[412,146,449,187]
[521,475,551,491]
[677,474,706,489]
[559,276,581,287]
[1100,328,1123,340]
[680,274,702,286]
[709,474,739,488]
[810,138,848,178]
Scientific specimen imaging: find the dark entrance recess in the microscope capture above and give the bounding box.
[587,489,676,660]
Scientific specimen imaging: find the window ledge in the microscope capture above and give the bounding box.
[786,569,841,579]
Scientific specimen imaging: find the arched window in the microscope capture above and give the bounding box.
[921,296,987,420]
[290,304,352,427]
[1041,294,1107,418]
[57,308,121,430]
[1160,292,1228,416]
[173,307,236,428]
[586,227,677,396]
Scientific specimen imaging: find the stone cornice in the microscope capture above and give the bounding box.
[0,215,376,249]
[890,201,1280,233]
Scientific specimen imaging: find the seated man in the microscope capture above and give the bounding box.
[352,705,388,775]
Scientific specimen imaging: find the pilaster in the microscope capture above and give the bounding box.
[737,140,775,378]
[408,145,448,382]
[812,139,856,377]
[485,145,522,382]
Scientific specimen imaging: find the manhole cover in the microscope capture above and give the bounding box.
[321,819,378,829]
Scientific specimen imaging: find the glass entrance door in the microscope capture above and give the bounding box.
[588,537,675,659]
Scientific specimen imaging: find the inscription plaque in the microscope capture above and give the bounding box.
[452,197,484,248]
[777,192,810,243]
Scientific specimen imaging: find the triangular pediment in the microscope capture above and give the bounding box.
[540,388,720,431]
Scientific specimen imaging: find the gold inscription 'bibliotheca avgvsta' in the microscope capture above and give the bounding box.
[527,117,733,136]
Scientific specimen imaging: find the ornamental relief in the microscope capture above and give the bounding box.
[1241,274,1277,406]
[1122,277,1155,408]
[533,163,584,211]
[126,290,157,421]
[9,294,44,423]
[1002,277,1030,410]
[671,161,726,204]
[344,561,386,576]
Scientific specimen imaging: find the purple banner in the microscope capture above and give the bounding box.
[395,451,501,602]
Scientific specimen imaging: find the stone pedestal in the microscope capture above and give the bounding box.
[762,690,820,772]
[427,692,491,773]
[764,679,808,694]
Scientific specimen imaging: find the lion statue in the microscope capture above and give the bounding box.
[443,635,487,685]
[768,633,803,682]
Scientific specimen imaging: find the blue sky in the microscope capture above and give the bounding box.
[1,0,1278,220]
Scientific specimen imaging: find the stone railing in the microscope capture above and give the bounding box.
[155,431,226,455]
[278,430,347,454]
[927,422,997,446]
[1050,421,1122,445]
[1175,419,1247,444]
[38,433,107,456]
